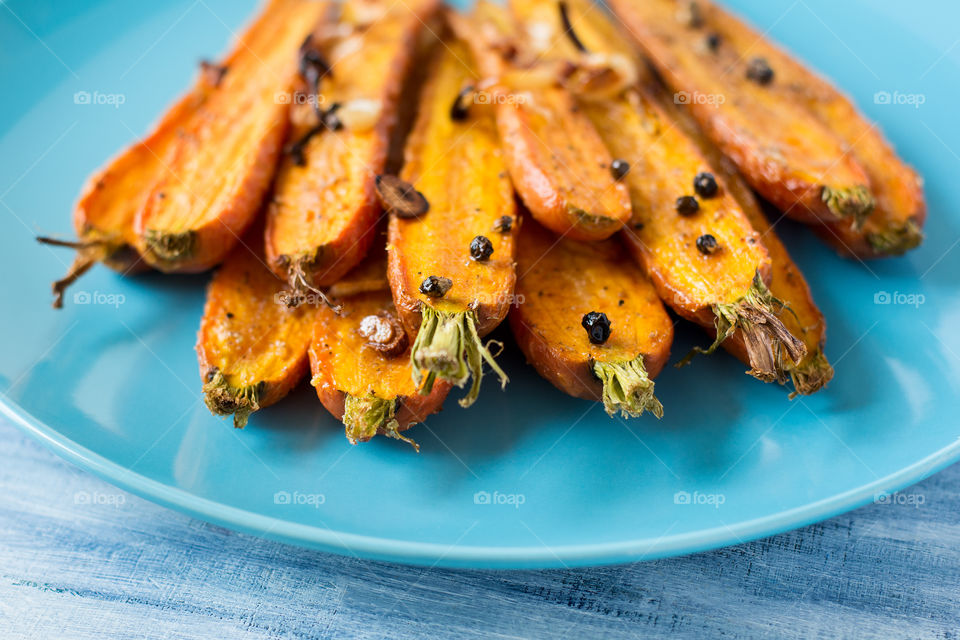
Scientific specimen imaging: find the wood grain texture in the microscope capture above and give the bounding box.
[1,416,957,640]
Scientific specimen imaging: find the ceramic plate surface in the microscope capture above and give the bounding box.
[1,0,959,568]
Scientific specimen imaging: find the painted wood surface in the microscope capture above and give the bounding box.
[1,417,958,640]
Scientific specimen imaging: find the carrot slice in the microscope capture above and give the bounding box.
[450,3,631,242]
[681,1,925,258]
[196,220,315,428]
[264,0,441,305]
[37,92,196,307]
[607,0,874,229]
[511,218,672,417]
[35,0,290,306]
[543,0,805,383]
[309,252,450,449]
[661,89,833,395]
[133,0,330,273]
[387,34,516,408]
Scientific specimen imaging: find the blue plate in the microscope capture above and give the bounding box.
[2,0,959,568]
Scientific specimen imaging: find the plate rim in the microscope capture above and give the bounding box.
[4,396,958,568]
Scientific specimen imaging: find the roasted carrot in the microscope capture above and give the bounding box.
[309,252,450,449]
[133,0,329,273]
[671,0,924,257]
[536,0,805,383]
[511,217,672,417]
[196,222,314,428]
[264,0,441,305]
[387,34,516,407]
[36,93,194,307]
[607,0,874,229]
[659,87,833,395]
[449,3,631,242]
[35,1,278,307]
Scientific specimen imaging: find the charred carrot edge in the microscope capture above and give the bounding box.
[692,0,925,258]
[308,261,450,449]
[196,222,314,428]
[134,0,329,273]
[509,218,672,418]
[542,0,805,383]
[449,4,632,242]
[387,33,516,408]
[265,0,441,305]
[606,0,874,228]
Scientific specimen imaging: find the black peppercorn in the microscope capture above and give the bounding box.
[493,215,513,233]
[419,276,453,298]
[696,234,719,255]
[676,195,700,216]
[706,32,721,51]
[470,235,494,261]
[746,57,774,85]
[610,159,630,181]
[581,311,611,345]
[694,172,718,198]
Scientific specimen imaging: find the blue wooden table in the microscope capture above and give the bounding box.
[2,416,957,639]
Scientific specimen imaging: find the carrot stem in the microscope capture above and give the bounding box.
[411,306,508,408]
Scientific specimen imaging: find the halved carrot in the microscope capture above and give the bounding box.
[660,87,833,395]
[511,217,673,417]
[264,0,441,305]
[387,34,516,407]
[35,4,271,306]
[681,0,925,258]
[309,252,450,449]
[449,3,631,242]
[196,221,314,428]
[517,0,805,383]
[133,0,330,273]
[607,0,874,229]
